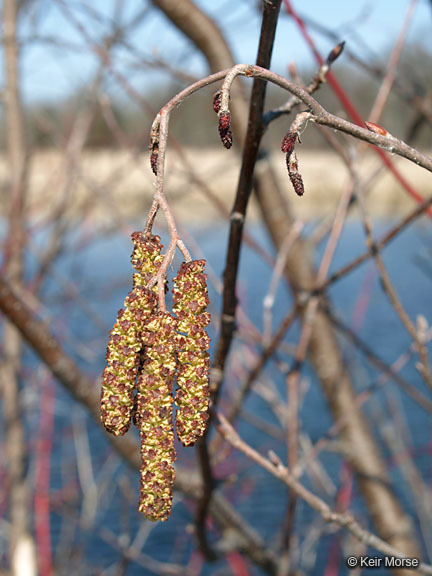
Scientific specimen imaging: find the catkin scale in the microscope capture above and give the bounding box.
[131,231,164,288]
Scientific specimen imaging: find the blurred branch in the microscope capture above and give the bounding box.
[326,308,432,416]
[367,0,417,125]
[1,1,36,573]
[322,194,432,291]
[216,412,432,575]
[355,173,432,389]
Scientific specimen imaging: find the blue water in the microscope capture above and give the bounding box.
[4,219,432,574]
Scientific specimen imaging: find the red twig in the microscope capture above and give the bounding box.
[34,379,55,576]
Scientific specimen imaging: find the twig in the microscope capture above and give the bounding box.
[140,61,432,301]
[216,412,432,575]
[263,41,345,127]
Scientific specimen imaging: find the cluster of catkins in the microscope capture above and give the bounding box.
[100,231,210,522]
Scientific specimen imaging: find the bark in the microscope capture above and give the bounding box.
[152,0,421,561]
[1,1,36,574]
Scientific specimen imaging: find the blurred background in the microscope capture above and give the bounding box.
[1,1,432,575]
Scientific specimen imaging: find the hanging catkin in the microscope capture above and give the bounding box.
[100,232,212,522]
[100,288,156,436]
[173,260,211,446]
[135,311,177,521]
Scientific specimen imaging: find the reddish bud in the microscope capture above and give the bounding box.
[213,91,221,114]
[365,121,389,137]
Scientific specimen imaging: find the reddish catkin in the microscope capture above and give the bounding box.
[218,111,233,149]
[173,260,211,446]
[100,288,157,436]
[212,90,221,114]
[135,312,178,522]
[288,168,305,197]
[282,131,305,196]
[281,131,298,157]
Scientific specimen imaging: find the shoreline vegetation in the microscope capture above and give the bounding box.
[0,147,430,224]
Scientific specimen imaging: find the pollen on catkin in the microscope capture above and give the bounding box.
[100,288,157,436]
[173,260,211,447]
[135,312,178,522]
[130,231,164,291]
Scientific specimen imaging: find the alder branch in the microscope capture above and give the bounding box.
[141,60,431,324]
[149,64,432,174]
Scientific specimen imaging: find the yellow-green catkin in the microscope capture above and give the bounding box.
[135,312,178,521]
[173,260,211,447]
[131,231,164,291]
[100,288,157,436]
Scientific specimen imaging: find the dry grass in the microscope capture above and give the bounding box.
[0,148,430,225]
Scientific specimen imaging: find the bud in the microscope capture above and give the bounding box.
[365,121,389,137]
[326,41,345,65]
[173,260,211,446]
[218,111,233,149]
[100,288,157,436]
[136,312,178,521]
